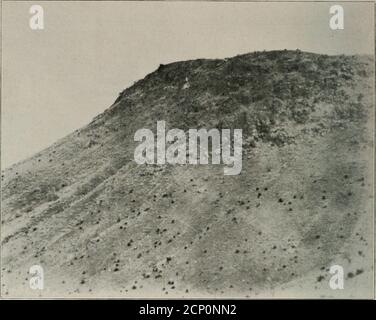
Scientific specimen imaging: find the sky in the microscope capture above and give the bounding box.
[1,1,374,168]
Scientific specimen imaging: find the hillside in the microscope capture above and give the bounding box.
[1,50,374,298]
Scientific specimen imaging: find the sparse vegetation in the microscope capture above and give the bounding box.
[1,50,373,298]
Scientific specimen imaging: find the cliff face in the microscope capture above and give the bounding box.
[1,50,374,297]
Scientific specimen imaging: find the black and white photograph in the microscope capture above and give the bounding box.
[0,0,374,301]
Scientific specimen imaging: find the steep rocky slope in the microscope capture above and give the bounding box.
[1,50,374,297]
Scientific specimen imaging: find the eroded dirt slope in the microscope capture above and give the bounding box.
[1,50,374,297]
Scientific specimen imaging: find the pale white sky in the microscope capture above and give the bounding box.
[2,1,374,168]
